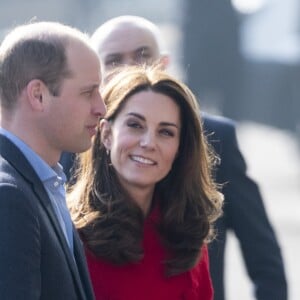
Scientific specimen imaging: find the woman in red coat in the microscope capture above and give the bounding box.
[68,66,223,300]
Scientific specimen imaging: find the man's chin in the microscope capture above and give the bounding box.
[68,141,92,154]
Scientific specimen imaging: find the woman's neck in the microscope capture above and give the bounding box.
[126,185,155,216]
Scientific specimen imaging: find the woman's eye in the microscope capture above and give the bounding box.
[160,129,175,137]
[127,121,142,129]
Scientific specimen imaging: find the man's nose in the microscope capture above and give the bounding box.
[123,55,137,66]
[93,92,106,118]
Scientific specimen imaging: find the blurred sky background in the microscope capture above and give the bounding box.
[1,1,300,299]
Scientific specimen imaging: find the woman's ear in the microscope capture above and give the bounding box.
[100,119,112,150]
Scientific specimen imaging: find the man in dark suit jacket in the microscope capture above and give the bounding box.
[203,114,287,300]
[79,16,286,300]
[0,21,106,299]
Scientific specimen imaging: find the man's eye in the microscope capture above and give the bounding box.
[81,90,93,97]
[105,58,121,67]
[136,52,151,62]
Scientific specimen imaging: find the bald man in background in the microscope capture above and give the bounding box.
[61,15,287,300]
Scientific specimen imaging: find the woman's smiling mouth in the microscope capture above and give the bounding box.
[130,155,156,165]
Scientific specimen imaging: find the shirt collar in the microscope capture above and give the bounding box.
[0,127,66,183]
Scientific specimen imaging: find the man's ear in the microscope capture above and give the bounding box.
[26,79,46,111]
[159,54,170,69]
[100,119,112,149]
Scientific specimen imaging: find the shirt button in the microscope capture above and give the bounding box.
[54,181,59,187]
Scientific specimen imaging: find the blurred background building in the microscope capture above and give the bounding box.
[1,0,299,299]
[182,0,300,136]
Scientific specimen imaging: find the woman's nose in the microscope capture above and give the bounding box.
[139,131,156,149]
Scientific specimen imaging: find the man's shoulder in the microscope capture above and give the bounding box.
[0,154,24,188]
[202,112,236,139]
[0,137,37,190]
[202,112,235,128]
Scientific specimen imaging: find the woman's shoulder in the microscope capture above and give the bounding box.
[184,245,213,300]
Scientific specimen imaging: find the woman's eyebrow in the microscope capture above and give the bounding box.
[126,112,179,128]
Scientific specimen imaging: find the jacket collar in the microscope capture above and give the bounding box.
[0,134,93,300]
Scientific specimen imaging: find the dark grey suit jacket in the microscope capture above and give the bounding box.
[203,114,287,300]
[0,135,95,300]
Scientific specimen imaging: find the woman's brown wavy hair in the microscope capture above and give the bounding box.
[68,65,223,276]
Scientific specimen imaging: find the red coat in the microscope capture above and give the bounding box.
[86,204,213,300]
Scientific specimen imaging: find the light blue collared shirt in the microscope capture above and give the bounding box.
[0,128,74,253]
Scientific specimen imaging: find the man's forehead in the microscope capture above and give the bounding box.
[99,24,159,56]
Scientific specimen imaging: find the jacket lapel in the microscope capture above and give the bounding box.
[73,231,95,300]
[0,135,91,300]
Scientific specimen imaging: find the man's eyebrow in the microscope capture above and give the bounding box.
[135,46,151,53]
[104,47,152,62]
[105,53,122,60]
[79,84,100,92]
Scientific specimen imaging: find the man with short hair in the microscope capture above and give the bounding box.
[88,15,287,300]
[0,21,106,299]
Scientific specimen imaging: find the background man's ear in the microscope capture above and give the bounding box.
[159,54,170,69]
